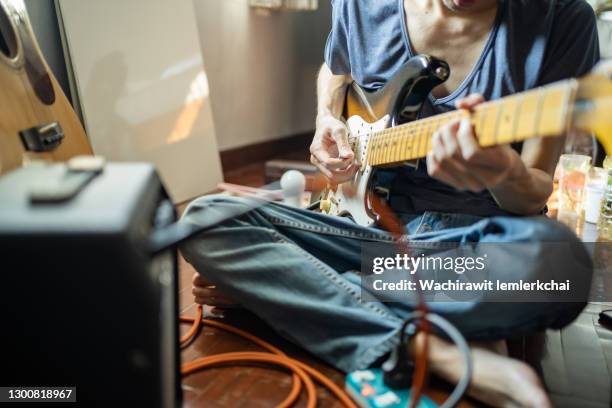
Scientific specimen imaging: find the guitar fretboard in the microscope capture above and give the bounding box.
[366,80,577,166]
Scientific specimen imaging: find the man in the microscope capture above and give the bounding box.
[182,1,599,406]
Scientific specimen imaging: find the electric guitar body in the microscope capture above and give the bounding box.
[315,55,450,226]
[0,0,91,175]
[314,54,612,227]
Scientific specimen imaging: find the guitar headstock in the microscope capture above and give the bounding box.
[573,61,612,155]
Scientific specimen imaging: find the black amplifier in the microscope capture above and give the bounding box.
[0,163,181,407]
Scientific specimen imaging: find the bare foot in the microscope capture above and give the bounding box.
[413,334,551,408]
[192,272,238,308]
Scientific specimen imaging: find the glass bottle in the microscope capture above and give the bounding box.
[597,156,612,241]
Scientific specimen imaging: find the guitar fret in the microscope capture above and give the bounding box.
[409,129,416,160]
[377,134,382,165]
[391,132,399,163]
[492,99,507,144]
[399,130,407,162]
[414,124,423,159]
[391,131,398,163]
[425,120,432,158]
[409,128,417,160]
[419,121,428,158]
[379,134,384,164]
[396,130,404,162]
[480,104,499,146]
[539,84,570,138]
[376,132,383,165]
[428,119,436,154]
[424,122,431,157]
[414,127,422,159]
[370,134,377,165]
[391,131,398,162]
[387,129,395,163]
[370,134,376,165]
[561,80,578,135]
[383,133,388,163]
[514,90,539,141]
[408,128,416,160]
[477,107,487,145]
[510,94,524,145]
[378,132,384,165]
[392,131,398,162]
[391,131,397,162]
[376,133,383,164]
[532,87,546,138]
[425,121,434,155]
[384,131,392,164]
[423,121,431,158]
[373,133,378,165]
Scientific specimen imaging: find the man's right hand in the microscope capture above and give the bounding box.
[309,115,358,184]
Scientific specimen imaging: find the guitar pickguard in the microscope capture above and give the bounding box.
[315,115,389,227]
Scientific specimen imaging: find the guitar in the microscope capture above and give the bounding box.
[0,0,91,175]
[313,54,612,226]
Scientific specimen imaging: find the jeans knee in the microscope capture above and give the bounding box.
[182,194,268,230]
[526,217,579,243]
[179,195,255,262]
[182,195,252,219]
[529,218,591,267]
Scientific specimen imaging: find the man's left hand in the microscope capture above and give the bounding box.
[426,93,525,193]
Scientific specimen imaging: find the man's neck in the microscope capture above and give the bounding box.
[403,0,499,98]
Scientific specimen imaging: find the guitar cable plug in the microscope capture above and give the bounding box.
[369,312,473,408]
[382,323,417,390]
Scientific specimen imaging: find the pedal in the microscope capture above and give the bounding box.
[345,369,437,408]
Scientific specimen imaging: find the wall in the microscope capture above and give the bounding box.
[193,0,331,151]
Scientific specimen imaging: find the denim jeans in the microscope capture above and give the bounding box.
[180,195,592,372]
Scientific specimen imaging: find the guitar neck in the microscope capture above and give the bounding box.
[366,80,578,166]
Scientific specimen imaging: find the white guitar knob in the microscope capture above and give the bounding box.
[280,170,306,207]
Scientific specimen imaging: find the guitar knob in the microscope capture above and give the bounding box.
[320,199,331,213]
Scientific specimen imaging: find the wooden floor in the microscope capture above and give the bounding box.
[176,153,612,408]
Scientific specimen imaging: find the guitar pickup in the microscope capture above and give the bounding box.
[19,122,64,152]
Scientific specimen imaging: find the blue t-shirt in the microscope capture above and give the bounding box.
[325,0,600,217]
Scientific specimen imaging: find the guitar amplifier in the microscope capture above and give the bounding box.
[0,163,181,407]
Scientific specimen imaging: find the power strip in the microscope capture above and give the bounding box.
[345,369,438,408]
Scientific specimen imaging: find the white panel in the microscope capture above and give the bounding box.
[58,0,223,202]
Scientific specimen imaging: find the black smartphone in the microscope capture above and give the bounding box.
[599,309,612,329]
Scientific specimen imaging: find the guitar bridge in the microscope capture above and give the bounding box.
[19,122,64,152]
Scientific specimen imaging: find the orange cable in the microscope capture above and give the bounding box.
[180,312,302,408]
[182,352,316,408]
[180,305,359,408]
[180,305,203,347]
